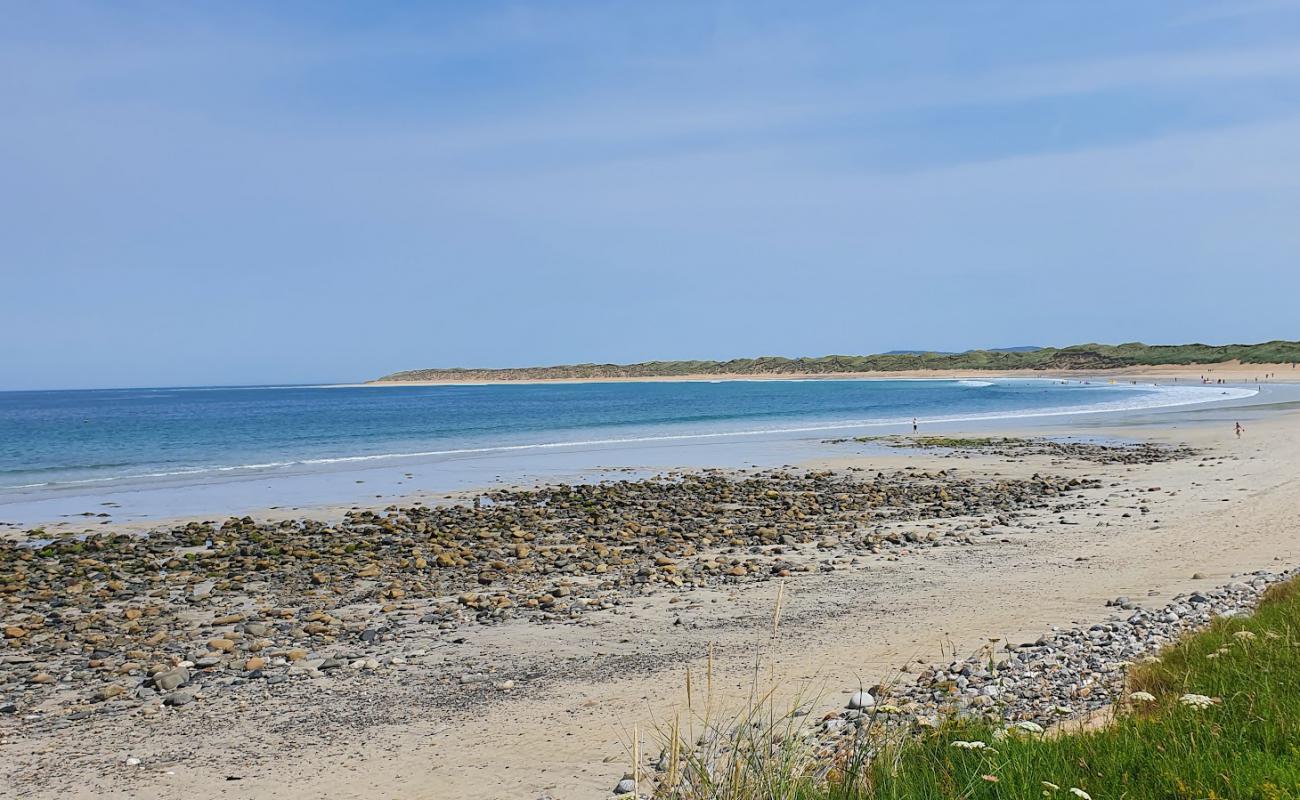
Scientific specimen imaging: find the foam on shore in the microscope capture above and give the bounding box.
[2,382,1256,493]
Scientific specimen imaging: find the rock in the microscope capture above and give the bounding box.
[3,627,26,639]
[93,684,126,702]
[847,690,875,709]
[152,667,190,691]
[613,777,636,795]
[165,689,196,707]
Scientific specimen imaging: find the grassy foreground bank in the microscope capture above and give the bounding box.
[653,578,1300,800]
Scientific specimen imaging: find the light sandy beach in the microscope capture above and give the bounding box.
[3,385,1297,800]
[9,5,1300,798]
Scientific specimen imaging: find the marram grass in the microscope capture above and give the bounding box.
[648,577,1300,800]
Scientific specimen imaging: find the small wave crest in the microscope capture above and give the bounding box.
[0,383,1259,494]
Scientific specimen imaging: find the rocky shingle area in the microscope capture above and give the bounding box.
[640,570,1295,798]
[830,435,1200,465]
[807,569,1295,755]
[0,469,1100,729]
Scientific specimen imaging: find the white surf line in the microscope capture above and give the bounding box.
[1,385,1257,492]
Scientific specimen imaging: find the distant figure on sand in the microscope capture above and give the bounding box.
[1235,422,1244,438]
[912,417,918,433]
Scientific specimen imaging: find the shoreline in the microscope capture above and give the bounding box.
[4,402,1300,799]
[1,380,1279,535]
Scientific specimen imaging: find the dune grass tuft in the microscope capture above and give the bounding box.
[649,576,1300,800]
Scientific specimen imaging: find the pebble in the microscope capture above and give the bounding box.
[0,463,1128,728]
[808,566,1297,753]
[164,689,196,707]
[152,667,190,691]
[847,690,874,710]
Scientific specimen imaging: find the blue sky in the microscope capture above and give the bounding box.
[4,1,1300,389]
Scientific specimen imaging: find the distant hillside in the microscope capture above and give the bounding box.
[375,340,1300,383]
[883,346,1042,355]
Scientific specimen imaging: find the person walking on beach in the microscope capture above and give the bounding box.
[1235,422,1244,438]
[912,417,918,433]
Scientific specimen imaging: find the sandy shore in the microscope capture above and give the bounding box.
[360,360,1300,386]
[3,402,1298,799]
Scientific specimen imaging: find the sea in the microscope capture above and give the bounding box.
[0,378,1260,527]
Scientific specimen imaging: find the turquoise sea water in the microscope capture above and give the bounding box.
[0,379,1257,525]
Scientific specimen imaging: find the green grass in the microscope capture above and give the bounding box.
[850,580,1300,800]
[651,578,1300,800]
[378,340,1300,381]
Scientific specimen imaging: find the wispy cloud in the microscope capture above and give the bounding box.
[4,2,1300,387]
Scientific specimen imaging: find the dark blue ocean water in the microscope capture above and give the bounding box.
[0,378,1236,498]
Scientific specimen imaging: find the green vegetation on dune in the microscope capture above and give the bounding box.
[654,577,1300,800]
[376,340,1300,382]
[845,579,1300,800]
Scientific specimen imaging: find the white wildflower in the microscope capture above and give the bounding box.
[1070,788,1091,800]
[1234,630,1256,641]
[1205,652,1219,660]
[1042,782,1060,791]
[1180,693,1216,709]
[1014,721,1045,734]
[951,740,988,750]
[1128,691,1156,702]
[1263,630,1281,640]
